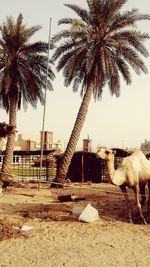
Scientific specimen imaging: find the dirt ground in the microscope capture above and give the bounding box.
[0,182,149,267]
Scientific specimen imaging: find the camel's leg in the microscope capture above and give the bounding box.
[133,185,147,225]
[119,185,133,223]
[135,183,146,219]
[139,183,146,207]
[148,181,150,223]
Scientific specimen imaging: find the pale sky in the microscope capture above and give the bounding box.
[0,0,150,150]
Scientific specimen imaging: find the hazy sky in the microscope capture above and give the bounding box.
[1,0,150,150]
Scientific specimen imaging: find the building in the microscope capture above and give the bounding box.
[1,131,65,152]
[15,134,39,150]
[83,136,92,152]
[40,131,53,150]
[52,139,65,153]
[140,139,150,154]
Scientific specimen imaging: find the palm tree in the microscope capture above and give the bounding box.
[51,0,150,187]
[0,14,55,187]
[0,122,15,140]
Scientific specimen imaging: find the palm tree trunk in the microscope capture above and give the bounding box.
[0,99,17,187]
[52,79,94,186]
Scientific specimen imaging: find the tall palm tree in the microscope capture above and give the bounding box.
[0,14,55,187]
[51,0,150,187]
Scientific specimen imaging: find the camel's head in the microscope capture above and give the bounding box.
[97,148,116,161]
[0,122,16,139]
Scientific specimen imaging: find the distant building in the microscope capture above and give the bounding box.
[83,136,92,152]
[2,132,65,152]
[15,134,38,150]
[52,139,65,153]
[140,139,150,153]
[41,131,53,150]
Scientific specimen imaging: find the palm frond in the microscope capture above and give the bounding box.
[116,57,132,84]
[112,31,150,57]
[25,25,42,39]
[64,4,91,24]
[20,42,48,55]
[118,46,148,74]
[109,9,150,33]
[56,50,76,72]
[16,14,23,34]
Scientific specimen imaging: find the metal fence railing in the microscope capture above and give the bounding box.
[0,150,56,182]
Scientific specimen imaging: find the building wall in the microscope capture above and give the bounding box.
[41,131,53,150]
[15,134,37,150]
[16,140,36,150]
[83,138,92,152]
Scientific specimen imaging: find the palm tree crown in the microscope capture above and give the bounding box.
[0,14,55,112]
[53,0,150,99]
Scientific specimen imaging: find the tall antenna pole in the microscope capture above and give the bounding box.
[38,18,52,190]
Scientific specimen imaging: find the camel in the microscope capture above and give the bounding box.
[97,148,150,224]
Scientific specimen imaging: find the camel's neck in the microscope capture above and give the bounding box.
[105,159,115,184]
[105,158,125,186]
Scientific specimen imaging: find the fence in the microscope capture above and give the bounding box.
[0,150,56,182]
[1,149,148,183]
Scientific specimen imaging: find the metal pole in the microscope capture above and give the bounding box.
[38,18,52,190]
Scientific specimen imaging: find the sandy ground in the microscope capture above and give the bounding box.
[0,182,150,267]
